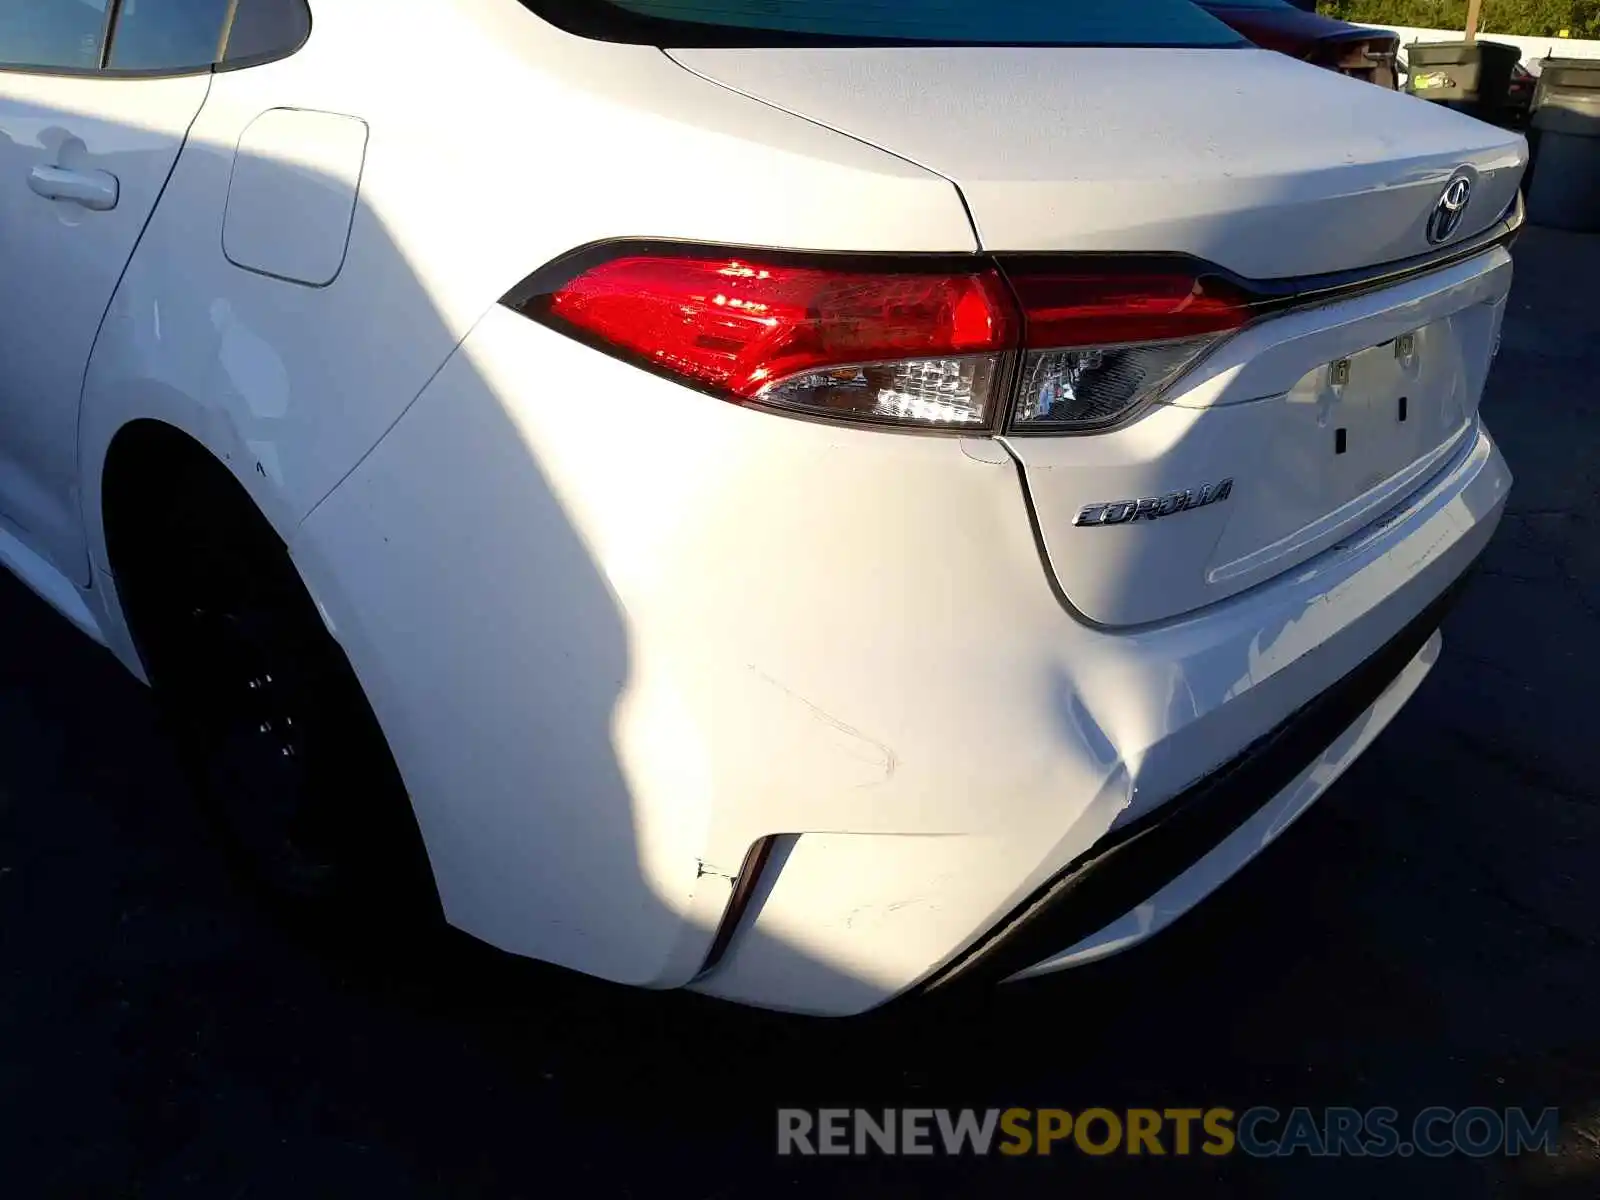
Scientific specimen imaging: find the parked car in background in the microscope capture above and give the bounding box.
[1198,0,1402,86]
[0,0,1524,1016]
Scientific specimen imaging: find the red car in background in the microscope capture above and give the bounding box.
[1198,0,1401,87]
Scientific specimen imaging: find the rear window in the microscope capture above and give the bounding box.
[521,0,1248,48]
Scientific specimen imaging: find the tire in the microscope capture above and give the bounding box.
[115,467,440,937]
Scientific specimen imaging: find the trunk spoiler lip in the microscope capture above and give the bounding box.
[988,189,1525,316]
[1211,189,1525,307]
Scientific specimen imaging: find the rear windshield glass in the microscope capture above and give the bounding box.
[521,0,1248,48]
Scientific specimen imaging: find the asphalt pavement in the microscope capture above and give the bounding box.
[2,227,1598,1199]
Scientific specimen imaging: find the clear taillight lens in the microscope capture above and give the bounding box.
[761,354,1005,427]
[1012,338,1220,431]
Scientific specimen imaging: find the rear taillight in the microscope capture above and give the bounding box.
[509,246,1255,433]
[1003,266,1253,432]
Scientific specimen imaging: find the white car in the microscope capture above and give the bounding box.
[1,0,1523,1016]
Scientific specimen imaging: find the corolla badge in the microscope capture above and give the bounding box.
[1074,478,1233,527]
[1427,173,1473,244]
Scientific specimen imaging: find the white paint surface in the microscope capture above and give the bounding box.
[672,45,1525,275]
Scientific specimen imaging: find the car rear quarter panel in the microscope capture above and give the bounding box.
[79,0,973,659]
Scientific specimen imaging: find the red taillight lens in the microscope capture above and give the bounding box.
[532,253,1015,426]
[515,246,1257,432]
[1006,269,1252,348]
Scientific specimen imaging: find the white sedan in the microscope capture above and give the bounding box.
[0,0,1523,1015]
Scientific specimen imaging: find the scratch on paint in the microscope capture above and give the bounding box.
[748,666,899,785]
[844,898,924,928]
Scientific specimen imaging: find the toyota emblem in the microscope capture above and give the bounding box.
[1427,173,1473,244]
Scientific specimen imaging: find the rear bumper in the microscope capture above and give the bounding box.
[292,301,1510,1017]
[688,424,1504,1014]
[929,565,1471,992]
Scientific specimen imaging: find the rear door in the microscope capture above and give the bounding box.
[0,0,219,584]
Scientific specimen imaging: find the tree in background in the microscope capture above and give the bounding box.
[1319,0,1600,37]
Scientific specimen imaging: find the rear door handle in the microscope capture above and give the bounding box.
[28,164,119,211]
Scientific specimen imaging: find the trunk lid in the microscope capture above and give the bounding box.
[1003,249,1513,625]
[671,44,1524,626]
[667,45,1523,276]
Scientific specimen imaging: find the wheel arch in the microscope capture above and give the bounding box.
[98,418,443,925]
[89,413,321,684]
[100,414,297,578]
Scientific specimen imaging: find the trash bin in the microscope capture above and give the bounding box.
[1526,60,1600,231]
[1405,40,1522,123]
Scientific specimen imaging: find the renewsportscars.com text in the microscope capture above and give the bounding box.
[777,1106,1560,1159]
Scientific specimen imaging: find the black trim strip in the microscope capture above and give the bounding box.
[919,560,1479,994]
[215,0,245,62]
[988,190,1524,317]
[98,0,127,70]
[1213,189,1525,305]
